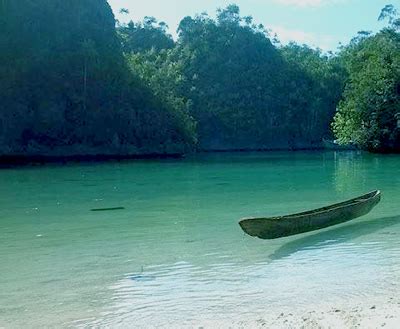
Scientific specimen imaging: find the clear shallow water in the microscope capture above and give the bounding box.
[0,151,400,327]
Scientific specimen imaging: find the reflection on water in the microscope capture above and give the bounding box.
[0,151,400,327]
[333,151,365,193]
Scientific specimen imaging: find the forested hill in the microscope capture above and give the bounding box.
[127,8,345,151]
[0,0,195,159]
[0,2,399,159]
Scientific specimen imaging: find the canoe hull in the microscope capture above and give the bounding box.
[239,190,381,239]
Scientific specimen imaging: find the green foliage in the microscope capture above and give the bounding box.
[117,18,174,54]
[379,4,400,29]
[127,50,197,146]
[170,6,345,150]
[117,5,346,151]
[281,44,346,142]
[332,8,400,152]
[0,0,195,156]
[3,1,399,157]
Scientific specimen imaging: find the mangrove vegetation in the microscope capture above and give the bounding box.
[0,1,399,158]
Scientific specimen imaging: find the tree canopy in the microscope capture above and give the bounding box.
[0,0,195,157]
[117,17,175,54]
[1,2,398,158]
[332,6,400,152]
[126,6,345,150]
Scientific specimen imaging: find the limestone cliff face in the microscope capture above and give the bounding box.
[0,0,192,159]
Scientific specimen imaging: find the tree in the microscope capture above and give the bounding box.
[378,4,400,29]
[127,50,197,146]
[171,6,344,150]
[332,6,400,151]
[281,44,346,143]
[117,17,174,54]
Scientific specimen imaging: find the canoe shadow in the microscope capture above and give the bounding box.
[269,215,400,260]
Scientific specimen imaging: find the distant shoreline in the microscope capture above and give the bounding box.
[0,147,359,167]
[0,153,184,167]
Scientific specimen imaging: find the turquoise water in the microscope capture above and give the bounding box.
[1,151,400,327]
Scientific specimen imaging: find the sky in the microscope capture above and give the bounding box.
[108,0,396,51]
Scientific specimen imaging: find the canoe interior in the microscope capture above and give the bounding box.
[239,190,381,240]
[278,190,379,219]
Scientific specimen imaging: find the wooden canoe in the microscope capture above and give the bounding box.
[239,190,381,239]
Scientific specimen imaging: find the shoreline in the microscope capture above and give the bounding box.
[0,147,357,167]
[267,301,400,329]
[191,297,400,329]
[0,153,184,167]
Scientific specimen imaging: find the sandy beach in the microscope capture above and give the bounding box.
[264,302,400,329]
[188,297,400,329]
